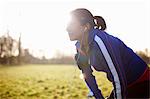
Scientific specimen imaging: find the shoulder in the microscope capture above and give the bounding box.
[89,39,105,63]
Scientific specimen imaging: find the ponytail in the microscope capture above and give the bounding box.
[94,16,106,30]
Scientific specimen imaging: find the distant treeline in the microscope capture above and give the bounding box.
[22,50,75,65]
[0,33,75,65]
[0,33,149,66]
[136,49,150,65]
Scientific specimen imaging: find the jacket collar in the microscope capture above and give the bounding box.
[88,28,99,46]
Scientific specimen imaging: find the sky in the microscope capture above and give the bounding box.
[0,0,150,58]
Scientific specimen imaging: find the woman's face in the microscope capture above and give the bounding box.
[66,17,85,41]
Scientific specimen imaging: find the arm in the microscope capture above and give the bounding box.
[75,52,104,99]
[80,71,94,97]
[81,64,104,99]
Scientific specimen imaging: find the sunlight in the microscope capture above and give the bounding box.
[79,73,84,80]
[0,0,149,59]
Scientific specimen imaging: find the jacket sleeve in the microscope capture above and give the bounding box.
[75,50,104,98]
[81,64,104,99]
[75,41,104,98]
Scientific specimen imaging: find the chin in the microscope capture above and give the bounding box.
[69,37,76,41]
[69,36,77,41]
[68,33,77,41]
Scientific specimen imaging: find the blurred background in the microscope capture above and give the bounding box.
[0,0,149,98]
[0,0,150,65]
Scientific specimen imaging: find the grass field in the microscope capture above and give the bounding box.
[0,64,113,99]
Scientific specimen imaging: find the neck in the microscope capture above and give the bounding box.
[79,31,89,53]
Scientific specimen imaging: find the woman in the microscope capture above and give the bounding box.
[66,8,149,99]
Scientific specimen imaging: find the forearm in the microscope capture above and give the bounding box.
[82,67,104,99]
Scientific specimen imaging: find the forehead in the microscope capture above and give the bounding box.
[70,13,92,26]
[68,15,82,26]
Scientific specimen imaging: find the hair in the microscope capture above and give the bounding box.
[71,8,106,30]
[71,8,107,54]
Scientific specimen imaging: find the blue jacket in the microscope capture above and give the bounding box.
[75,29,147,99]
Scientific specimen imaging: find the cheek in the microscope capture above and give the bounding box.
[68,32,79,41]
[68,26,82,41]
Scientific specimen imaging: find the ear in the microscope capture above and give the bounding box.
[84,27,88,31]
[84,23,91,32]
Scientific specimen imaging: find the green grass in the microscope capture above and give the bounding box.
[0,64,113,99]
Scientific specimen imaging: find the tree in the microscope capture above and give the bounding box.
[136,49,150,64]
[0,32,22,65]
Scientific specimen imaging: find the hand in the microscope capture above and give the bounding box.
[87,90,94,97]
